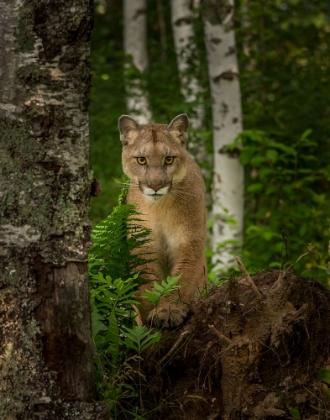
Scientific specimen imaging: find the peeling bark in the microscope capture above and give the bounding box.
[0,1,109,418]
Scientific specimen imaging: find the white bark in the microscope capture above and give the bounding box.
[170,0,204,129]
[203,1,244,270]
[124,0,152,124]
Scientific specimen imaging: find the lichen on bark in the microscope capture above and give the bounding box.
[0,0,107,418]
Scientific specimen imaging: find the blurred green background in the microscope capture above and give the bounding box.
[89,0,330,275]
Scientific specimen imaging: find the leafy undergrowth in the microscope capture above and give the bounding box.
[118,269,330,420]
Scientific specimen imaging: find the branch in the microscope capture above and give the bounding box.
[235,256,262,298]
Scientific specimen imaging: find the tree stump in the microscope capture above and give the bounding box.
[129,267,330,419]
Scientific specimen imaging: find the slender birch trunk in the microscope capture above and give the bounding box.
[124,0,152,123]
[171,0,212,207]
[170,0,204,130]
[202,0,244,270]
[0,1,108,418]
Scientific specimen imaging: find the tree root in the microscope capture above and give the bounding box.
[208,324,231,345]
[125,268,330,420]
[159,328,192,365]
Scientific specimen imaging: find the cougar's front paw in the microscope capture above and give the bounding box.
[147,304,189,328]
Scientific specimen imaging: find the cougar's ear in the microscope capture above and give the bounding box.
[167,114,189,145]
[118,115,141,138]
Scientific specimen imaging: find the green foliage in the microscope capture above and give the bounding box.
[235,0,330,273]
[289,408,301,419]
[90,273,139,365]
[318,368,330,385]
[228,128,330,273]
[89,200,152,282]
[90,0,330,277]
[88,189,160,414]
[142,274,182,305]
[90,2,126,222]
[123,325,161,354]
[207,271,230,288]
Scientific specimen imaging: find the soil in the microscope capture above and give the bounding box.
[124,268,330,420]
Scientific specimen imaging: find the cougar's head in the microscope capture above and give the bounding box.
[118,114,189,202]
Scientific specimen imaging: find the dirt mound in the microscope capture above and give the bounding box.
[124,268,330,419]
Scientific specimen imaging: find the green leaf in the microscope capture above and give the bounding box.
[318,368,330,384]
[266,149,278,161]
[316,266,330,274]
[247,183,263,193]
[106,311,121,364]
[295,252,310,264]
[123,325,161,354]
[289,409,301,419]
[300,128,313,140]
[154,282,164,292]
[91,302,105,338]
[251,155,267,166]
[143,290,161,305]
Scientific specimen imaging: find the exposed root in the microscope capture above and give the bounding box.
[183,394,208,404]
[275,264,295,288]
[235,256,262,298]
[118,355,146,382]
[159,329,192,365]
[208,324,231,345]
[124,270,330,420]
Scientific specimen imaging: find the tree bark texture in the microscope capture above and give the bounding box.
[123,0,152,124]
[0,1,108,418]
[202,0,245,270]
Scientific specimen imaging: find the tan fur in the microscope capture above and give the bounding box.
[118,114,207,328]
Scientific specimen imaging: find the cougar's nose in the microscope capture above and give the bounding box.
[151,184,163,192]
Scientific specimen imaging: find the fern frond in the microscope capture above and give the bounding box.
[117,175,130,206]
[88,198,152,284]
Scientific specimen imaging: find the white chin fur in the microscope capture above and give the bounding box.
[145,194,163,202]
[143,186,169,201]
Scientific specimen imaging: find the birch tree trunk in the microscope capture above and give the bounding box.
[170,0,204,130]
[202,0,244,270]
[124,0,152,124]
[171,0,212,207]
[0,1,108,418]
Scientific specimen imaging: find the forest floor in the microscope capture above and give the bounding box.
[123,267,330,420]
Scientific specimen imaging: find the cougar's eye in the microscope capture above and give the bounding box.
[136,157,147,165]
[164,156,174,165]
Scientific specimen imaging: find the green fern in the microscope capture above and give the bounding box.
[89,199,153,284]
[89,186,161,414]
[142,274,182,305]
[123,325,161,354]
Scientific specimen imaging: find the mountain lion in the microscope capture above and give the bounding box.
[118,114,207,328]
